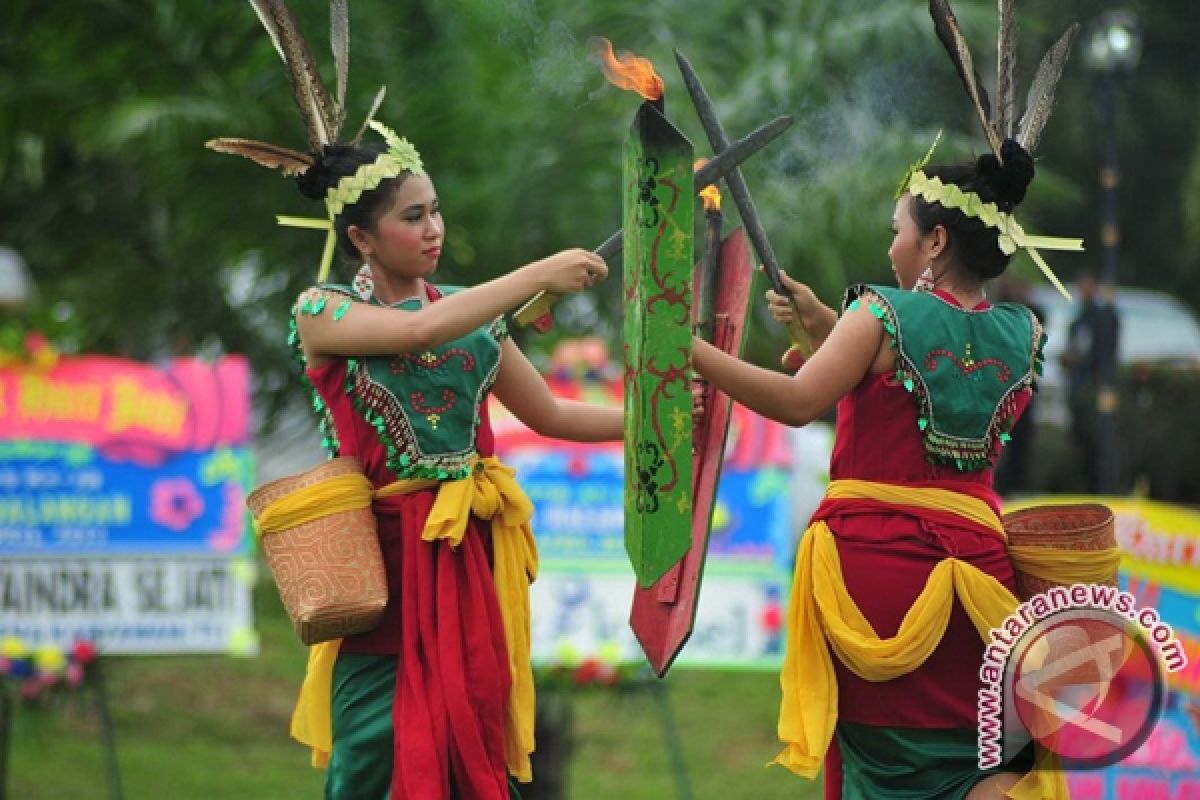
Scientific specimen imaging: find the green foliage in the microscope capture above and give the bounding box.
[1,0,1197,423]
[0,303,83,363]
[1117,364,1200,501]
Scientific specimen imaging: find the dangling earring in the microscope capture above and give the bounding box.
[352,263,375,300]
[914,263,936,293]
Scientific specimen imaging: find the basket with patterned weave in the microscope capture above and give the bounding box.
[1002,503,1119,601]
[247,457,387,645]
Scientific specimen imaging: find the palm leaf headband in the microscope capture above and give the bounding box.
[205,0,423,282]
[904,0,1083,299]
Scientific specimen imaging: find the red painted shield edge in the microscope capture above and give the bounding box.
[629,227,754,676]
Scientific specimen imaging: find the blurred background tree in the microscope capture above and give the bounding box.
[2,0,1197,431]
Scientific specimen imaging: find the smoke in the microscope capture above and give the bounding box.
[469,0,598,101]
[761,60,942,191]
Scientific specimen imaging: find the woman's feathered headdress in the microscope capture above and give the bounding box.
[206,1,358,175]
[910,0,1083,298]
[929,0,1079,162]
[205,1,408,281]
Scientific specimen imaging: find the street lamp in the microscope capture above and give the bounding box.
[1083,9,1141,496]
[1084,10,1143,76]
[1084,9,1141,288]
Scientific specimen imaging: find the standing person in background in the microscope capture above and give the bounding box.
[1062,270,1120,493]
[208,4,622,797]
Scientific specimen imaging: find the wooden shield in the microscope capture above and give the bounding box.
[623,100,694,590]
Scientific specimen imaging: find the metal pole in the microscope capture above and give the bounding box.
[651,681,693,800]
[1095,72,1121,494]
[1098,76,1121,288]
[92,661,125,800]
[0,685,11,800]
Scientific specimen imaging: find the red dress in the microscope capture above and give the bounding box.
[304,283,514,799]
[817,291,1032,796]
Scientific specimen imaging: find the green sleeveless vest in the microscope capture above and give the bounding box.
[290,284,507,481]
[844,284,1045,471]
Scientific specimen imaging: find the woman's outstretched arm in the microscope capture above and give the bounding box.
[490,339,623,442]
[296,249,606,363]
[693,302,883,427]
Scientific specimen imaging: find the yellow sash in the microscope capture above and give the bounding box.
[774,479,1073,799]
[1008,543,1122,584]
[262,455,538,781]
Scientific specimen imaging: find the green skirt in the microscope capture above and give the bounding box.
[835,721,1035,800]
[325,654,523,800]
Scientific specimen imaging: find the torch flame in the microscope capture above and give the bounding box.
[694,158,722,212]
[589,37,664,101]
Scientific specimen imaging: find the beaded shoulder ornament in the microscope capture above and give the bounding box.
[203,1,424,282]
[900,0,1084,300]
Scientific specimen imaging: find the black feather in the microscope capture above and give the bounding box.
[929,0,1001,156]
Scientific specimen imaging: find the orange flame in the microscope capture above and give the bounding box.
[694,158,722,212]
[589,37,664,101]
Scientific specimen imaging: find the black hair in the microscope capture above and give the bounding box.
[294,142,411,264]
[910,138,1035,283]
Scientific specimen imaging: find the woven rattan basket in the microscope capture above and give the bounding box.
[1001,503,1118,601]
[247,457,387,645]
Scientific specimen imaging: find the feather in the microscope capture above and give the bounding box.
[929,0,1002,157]
[205,137,313,176]
[330,0,349,134]
[1017,23,1079,153]
[995,0,1017,139]
[247,0,286,63]
[353,85,388,144]
[265,0,337,149]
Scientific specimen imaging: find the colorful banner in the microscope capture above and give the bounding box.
[0,557,257,654]
[530,572,786,669]
[0,355,250,462]
[1007,494,1200,796]
[0,355,255,654]
[1065,696,1200,798]
[0,445,251,555]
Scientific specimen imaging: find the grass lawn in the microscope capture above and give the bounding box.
[5,569,821,799]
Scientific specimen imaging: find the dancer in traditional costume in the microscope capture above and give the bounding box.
[692,2,1089,797]
[208,4,621,798]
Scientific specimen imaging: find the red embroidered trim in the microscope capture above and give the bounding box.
[410,388,457,415]
[924,348,1012,383]
[390,348,476,375]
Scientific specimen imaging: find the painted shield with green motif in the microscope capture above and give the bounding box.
[623,101,693,589]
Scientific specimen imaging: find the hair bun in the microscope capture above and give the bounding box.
[977,139,1035,211]
[295,146,338,200]
[294,142,387,201]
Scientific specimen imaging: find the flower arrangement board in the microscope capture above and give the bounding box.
[0,354,257,655]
